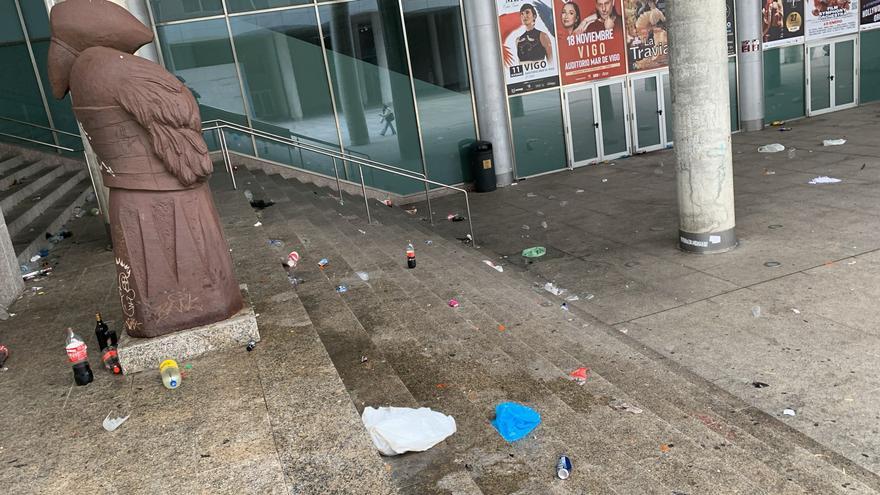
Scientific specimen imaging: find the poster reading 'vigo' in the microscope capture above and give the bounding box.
[623,0,669,72]
[806,0,859,39]
[554,0,627,84]
[762,0,805,48]
[497,0,560,95]
[864,0,880,29]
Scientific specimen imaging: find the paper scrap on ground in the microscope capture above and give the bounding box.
[361,406,456,456]
[569,367,589,384]
[482,260,503,273]
[356,271,369,281]
[491,402,541,442]
[102,413,130,432]
[823,139,846,146]
[808,176,842,185]
[522,246,546,258]
[758,143,785,153]
[543,283,565,297]
[783,409,796,417]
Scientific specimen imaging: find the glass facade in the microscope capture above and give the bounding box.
[862,30,880,103]
[510,90,566,177]
[764,46,805,122]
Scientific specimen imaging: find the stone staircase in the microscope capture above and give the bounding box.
[0,144,94,267]
[216,163,880,495]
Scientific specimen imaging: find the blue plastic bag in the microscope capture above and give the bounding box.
[491,402,541,442]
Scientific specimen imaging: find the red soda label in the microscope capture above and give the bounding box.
[66,342,87,363]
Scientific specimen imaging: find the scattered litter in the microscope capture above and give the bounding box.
[243,189,254,201]
[822,139,846,146]
[576,189,584,193]
[751,306,761,318]
[565,295,580,302]
[360,356,369,364]
[356,271,370,281]
[543,283,565,296]
[382,199,393,207]
[250,199,274,210]
[526,192,537,198]
[448,298,460,308]
[405,207,418,215]
[783,409,796,417]
[482,260,503,273]
[491,402,541,442]
[609,400,643,414]
[102,412,130,432]
[318,258,329,269]
[253,221,262,227]
[362,406,456,456]
[624,261,641,268]
[286,251,300,268]
[287,275,303,287]
[758,143,785,153]
[358,229,367,235]
[762,168,776,176]
[267,239,283,248]
[0,345,8,370]
[246,340,257,351]
[522,246,546,258]
[779,127,792,132]
[457,234,473,245]
[583,293,595,300]
[768,224,784,230]
[497,324,506,332]
[73,206,85,218]
[560,303,569,311]
[335,285,348,293]
[764,261,782,268]
[601,178,608,183]
[22,267,52,281]
[521,224,530,231]
[90,208,101,216]
[770,120,786,126]
[791,308,801,314]
[808,176,842,185]
[447,213,465,222]
[559,201,568,207]
[556,455,572,480]
[540,221,548,229]
[752,382,770,389]
[29,255,41,263]
[659,444,672,453]
[425,240,433,246]
[569,367,589,384]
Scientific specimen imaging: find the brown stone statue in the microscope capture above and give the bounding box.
[47,0,243,338]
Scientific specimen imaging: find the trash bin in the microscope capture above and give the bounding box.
[471,141,496,193]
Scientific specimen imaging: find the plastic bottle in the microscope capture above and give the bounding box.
[159,359,181,389]
[65,328,93,386]
[406,242,416,269]
[94,312,122,374]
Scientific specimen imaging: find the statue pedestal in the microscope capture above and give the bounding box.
[117,285,259,374]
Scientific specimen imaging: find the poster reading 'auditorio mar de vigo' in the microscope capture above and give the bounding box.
[805,0,859,39]
[554,0,628,85]
[496,0,561,95]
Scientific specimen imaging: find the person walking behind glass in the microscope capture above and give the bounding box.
[380,103,396,136]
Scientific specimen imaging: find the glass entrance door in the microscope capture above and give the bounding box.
[630,72,670,152]
[563,78,630,167]
[807,36,858,116]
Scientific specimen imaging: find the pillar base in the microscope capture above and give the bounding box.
[678,228,737,254]
[741,118,764,132]
[495,171,515,187]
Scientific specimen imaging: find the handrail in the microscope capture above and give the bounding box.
[0,131,79,152]
[205,121,475,246]
[0,116,82,138]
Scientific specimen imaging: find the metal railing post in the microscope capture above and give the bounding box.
[332,157,343,205]
[464,192,476,248]
[359,164,371,225]
[218,130,237,190]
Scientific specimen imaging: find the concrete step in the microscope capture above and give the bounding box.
[262,171,880,494]
[0,154,26,176]
[0,158,49,191]
[0,164,68,213]
[6,169,87,237]
[13,178,92,266]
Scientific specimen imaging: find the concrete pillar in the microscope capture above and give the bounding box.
[735,0,765,131]
[668,0,737,253]
[427,13,445,87]
[0,206,24,314]
[462,0,515,186]
[370,12,394,106]
[272,34,304,121]
[329,3,371,146]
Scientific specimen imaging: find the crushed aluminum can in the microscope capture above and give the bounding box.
[335,285,348,293]
[246,340,257,352]
[556,455,572,480]
[287,251,300,268]
[318,258,329,268]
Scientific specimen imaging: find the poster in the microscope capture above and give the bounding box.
[554,0,627,84]
[623,0,669,72]
[806,0,859,39]
[728,0,737,55]
[762,0,805,48]
[497,0,560,95]
[864,0,880,28]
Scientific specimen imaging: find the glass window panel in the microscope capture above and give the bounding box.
[231,9,338,175]
[227,0,311,14]
[834,40,854,106]
[763,46,805,122]
[157,19,253,155]
[598,82,627,156]
[632,76,661,149]
[728,56,738,131]
[150,0,223,23]
[403,0,477,187]
[809,44,831,112]
[0,0,51,144]
[861,31,880,103]
[319,0,424,195]
[510,90,566,177]
[565,88,597,165]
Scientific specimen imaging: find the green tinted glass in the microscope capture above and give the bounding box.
[403,0,477,187]
[763,46,805,122]
[728,56,738,131]
[862,31,880,103]
[510,90,566,177]
[150,0,224,23]
[227,0,311,14]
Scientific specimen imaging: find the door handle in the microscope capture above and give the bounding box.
[657,109,663,115]
[594,122,600,129]
[830,75,835,81]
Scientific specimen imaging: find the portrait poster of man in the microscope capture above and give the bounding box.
[762,0,805,48]
[863,0,880,28]
[554,0,627,84]
[623,0,669,72]
[806,0,859,38]
[497,0,561,95]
